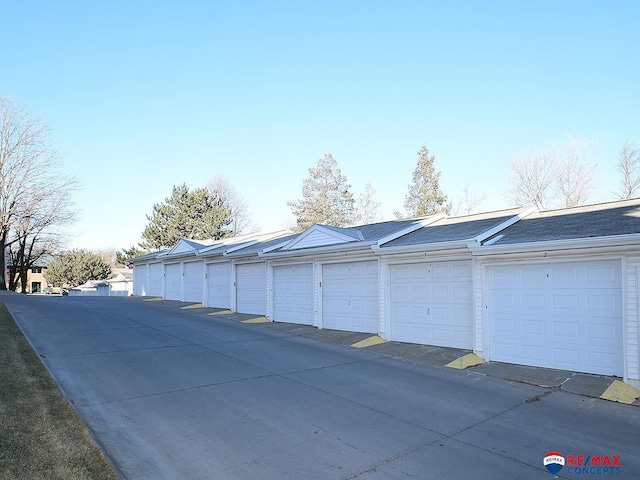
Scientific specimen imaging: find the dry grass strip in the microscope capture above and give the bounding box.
[0,303,120,480]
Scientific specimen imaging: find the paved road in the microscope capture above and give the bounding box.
[4,294,640,479]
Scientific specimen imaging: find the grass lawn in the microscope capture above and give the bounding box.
[0,302,120,480]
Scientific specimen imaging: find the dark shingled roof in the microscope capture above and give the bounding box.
[485,199,640,245]
[381,208,524,248]
[355,218,427,242]
[226,233,301,256]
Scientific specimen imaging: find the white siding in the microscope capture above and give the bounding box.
[626,255,640,383]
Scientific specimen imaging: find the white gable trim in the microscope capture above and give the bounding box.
[260,239,292,256]
[166,239,197,256]
[196,242,225,256]
[223,240,260,255]
[472,206,537,244]
[279,225,362,251]
[372,214,448,250]
[162,239,215,258]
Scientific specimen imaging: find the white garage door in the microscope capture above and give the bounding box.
[148,263,163,297]
[206,262,231,309]
[236,263,266,315]
[183,261,204,303]
[164,263,181,301]
[322,261,378,333]
[390,261,473,349]
[134,264,147,296]
[273,263,313,325]
[488,260,623,376]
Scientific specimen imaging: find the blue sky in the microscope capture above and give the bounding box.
[2,1,638,250]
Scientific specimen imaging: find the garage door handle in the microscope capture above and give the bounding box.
[427,308,430,315]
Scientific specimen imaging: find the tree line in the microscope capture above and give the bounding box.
[134,137,640,261]
[132,147,451,257]
[1,92,638,288]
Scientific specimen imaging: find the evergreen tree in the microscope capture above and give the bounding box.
[116,245,147,265]
[403,145,451,216]
[141,184,232,250]
[44,250,112,287]
[288,154,355,230]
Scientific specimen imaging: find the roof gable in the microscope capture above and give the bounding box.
[164,238,215,256]
[280,225,363,251]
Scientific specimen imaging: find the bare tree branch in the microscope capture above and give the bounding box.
[206,174,257,235]
[617,139,640,200]
[506,150,557,210]
[506,138,595,210]
[0,93,78,290]
[555,137,596,208]
[452,184,487,216]
[354,183,382,225]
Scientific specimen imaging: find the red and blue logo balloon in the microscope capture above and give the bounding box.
[544,452,565,475]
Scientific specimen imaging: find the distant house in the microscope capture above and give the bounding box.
[6,256,52,293]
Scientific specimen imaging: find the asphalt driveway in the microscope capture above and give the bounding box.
[4,294,640,479]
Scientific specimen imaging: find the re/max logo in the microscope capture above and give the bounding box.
[566,456,621,467]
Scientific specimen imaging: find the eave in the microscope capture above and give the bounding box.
[469,233,640,258]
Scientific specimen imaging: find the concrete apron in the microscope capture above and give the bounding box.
[252,318,640,406]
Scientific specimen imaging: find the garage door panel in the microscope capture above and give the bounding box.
[552,266,579,284]
[411,286,427,301]
[207,262,231,309]
[164,263,181,301]
[589,351,618,371]
[236,263,266,315]
[588,323,617,342]
[523,319,545,335]
[587,292,618,313]
[488,260,623,376]
[390,261,473,349]
[586,265,618,284]
[148,263,163,297]
[183,261,203,303]
[273,264,313,325]
[322,261,378,334]
[524,345,547,362]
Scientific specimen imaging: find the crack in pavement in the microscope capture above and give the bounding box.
[342,388,558,479]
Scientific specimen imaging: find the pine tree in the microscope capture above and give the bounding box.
[44,250,112,287]
[288,154,355,231]
[403,145,451,216]
[141,184,232,250]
